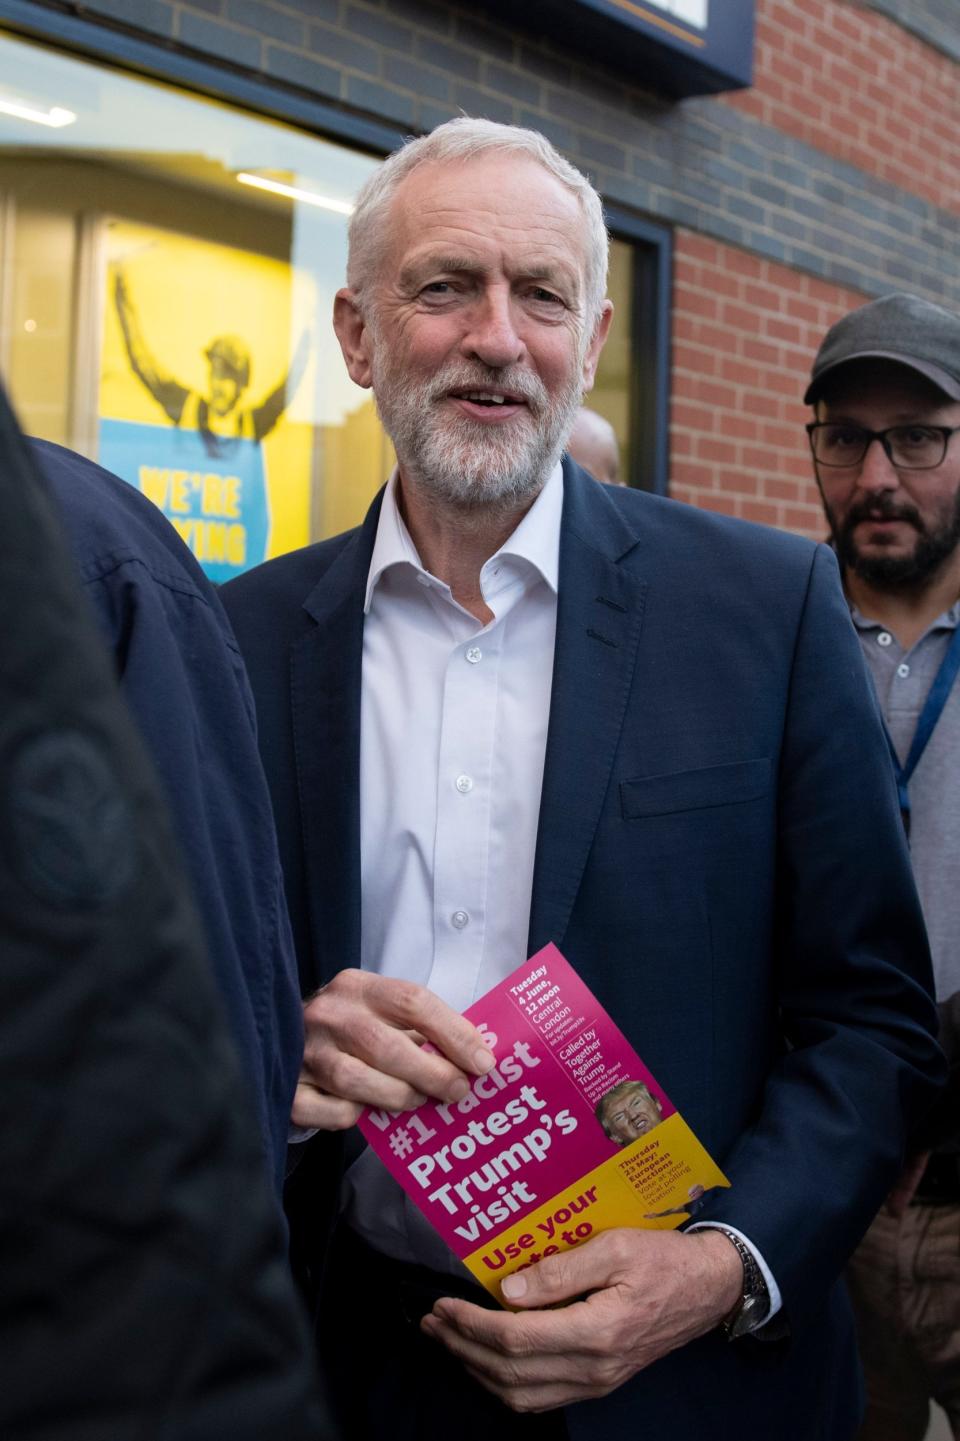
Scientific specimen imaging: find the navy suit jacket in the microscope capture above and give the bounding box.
[223,459,943,1439]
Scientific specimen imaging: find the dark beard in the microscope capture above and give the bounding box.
[828,489,960,590]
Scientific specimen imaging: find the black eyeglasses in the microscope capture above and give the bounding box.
[806,422,960,470]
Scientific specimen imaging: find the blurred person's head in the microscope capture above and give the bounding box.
[567,406,621,485]
[205,336,251,417]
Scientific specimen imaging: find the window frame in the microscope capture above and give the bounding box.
[605,205,672,495]
[0,0,672,496]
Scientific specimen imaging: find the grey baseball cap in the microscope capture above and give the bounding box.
[805,292,960,405]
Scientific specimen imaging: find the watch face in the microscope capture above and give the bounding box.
[728,1293,768,1339]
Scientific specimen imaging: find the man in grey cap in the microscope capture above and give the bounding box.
[806,291,960,1440]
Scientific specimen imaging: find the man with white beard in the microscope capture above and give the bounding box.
[222,119,942,1441]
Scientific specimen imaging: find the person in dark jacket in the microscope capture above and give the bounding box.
[222,118,944,1441]
[805,292,960,1440]
[0,386,334,1437]
[31,436,303,1193]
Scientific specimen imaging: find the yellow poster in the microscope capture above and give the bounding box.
[98,218,314,581]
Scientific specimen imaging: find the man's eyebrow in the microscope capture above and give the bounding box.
[397,254,580,293]
[398,254,486,287]
[517,261,582,294]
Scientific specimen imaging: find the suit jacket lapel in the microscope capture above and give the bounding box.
[291,493,383,992]
[528,463,648,954]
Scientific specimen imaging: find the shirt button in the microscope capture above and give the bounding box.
[451,910,469,930]
[455,774,473,793]
[416,574,431,587]
[897,662,910,678]
[465,647,482,664]
[877,632,892,647]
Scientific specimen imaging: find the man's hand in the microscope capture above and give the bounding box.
[292,969,496,1130]
[420,1228,742,1412]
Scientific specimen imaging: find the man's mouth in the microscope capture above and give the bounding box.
[448,387,526,408]
[850,507,920,534]
[443,386,532,424]
[860,516,906,527]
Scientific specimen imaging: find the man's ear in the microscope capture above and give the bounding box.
[581,300,614,394]
[333,288,373,389]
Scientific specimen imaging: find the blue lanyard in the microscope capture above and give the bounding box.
[884,622,960,839]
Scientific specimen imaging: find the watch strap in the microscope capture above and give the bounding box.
[712,1226,770,1339]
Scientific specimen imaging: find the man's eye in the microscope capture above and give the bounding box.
[895,426,939,447]
[528,287,563,305]
[824,427,864,448]
[421,281,454,296]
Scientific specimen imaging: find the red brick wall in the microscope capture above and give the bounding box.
[723,0,960,214]
[670,232,867,536]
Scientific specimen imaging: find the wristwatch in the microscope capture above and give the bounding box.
[713,1226,770,1340]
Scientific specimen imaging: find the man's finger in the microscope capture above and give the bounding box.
[300,1041,430,1113]
[302,1022,462,1107]
[347,972,496,1076]
[324,1018,480,1105]
[428,1294,596,1358]
[499,1228,641,1309]
[422,1306,630,1409]
[290,1082,362,1131]
[304,971,495,1103]
[422,1312,581,1383]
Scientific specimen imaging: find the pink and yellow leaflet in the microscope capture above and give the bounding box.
[359,943,729,1299]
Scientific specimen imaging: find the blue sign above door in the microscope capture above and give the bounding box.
[485,0,755,96]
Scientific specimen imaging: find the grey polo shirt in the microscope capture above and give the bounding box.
[853,602,960,1005]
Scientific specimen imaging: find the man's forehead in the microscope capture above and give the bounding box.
[375,170,585,305]
[612,1087,651,1104]
[385,155,583,245]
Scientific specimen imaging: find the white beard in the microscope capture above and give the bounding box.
[371,355,584,511]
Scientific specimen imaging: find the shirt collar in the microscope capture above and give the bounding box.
[489,462,562,596]
[850,600,960,634]
[364,472,423,613]
[364,463,564,614]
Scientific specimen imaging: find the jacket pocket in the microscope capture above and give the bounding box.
[620,758,771,819]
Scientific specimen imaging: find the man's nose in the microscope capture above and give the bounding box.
[856,435,900,493]
[460,288,524,369]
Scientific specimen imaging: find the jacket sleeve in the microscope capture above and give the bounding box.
[81,556,304,1197]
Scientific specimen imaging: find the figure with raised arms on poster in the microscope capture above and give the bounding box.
[113,267,309,459]
[102,262,311,582]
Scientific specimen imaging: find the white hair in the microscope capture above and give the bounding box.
[347,116,609,331]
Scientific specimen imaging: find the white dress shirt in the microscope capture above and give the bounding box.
[341,465,781,1322]
[343,465,561,1270]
